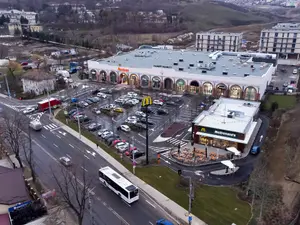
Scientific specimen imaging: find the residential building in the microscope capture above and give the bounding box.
[192,97,260,151]
[196,32,243,52]
[0,9,37,25]
[87,47,277,101]
[21,70,56,95]
[259,23,300,59]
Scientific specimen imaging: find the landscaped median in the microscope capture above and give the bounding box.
[55,110,251,225]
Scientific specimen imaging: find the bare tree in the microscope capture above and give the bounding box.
[52,164,93,225]
[21,126,36,182]
[1,112,25,168]
[0,44,8,59]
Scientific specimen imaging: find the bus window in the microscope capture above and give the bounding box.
[130,189,138,199]
[99,171,104,178]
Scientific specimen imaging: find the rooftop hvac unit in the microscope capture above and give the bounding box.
[212,61,217,65]
[199,60,203,63]
[189,64,194,67]
[179,68,184,71]
[173,62,178,66]
[229,58,234,61]
[244,73,250,77]
[202,70,207,73]
[243,63,248,67]
[222,71,228,75]
[233,73,237,75]
[179,59,184,62]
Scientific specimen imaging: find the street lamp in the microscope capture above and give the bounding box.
[76,104,81,139]
[46,88,52,119]
[141,96,153,165]
[2,73,11,98]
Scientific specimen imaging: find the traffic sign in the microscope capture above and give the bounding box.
[188,215,192,222]
[141,96,152,107]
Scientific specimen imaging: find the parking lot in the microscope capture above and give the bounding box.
[270,65,299,92]
[63,85,208,162]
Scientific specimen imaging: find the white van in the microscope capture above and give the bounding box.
[293,69,298,74]
[56,70,70,78]
[29,120,42,131]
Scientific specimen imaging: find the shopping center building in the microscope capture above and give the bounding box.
[87,47,277,101]
[191,97,260,152]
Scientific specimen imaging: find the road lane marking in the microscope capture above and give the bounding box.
[84,155,90,160]
[81,166,88,172]
[69,144,74,148]
[41,134,46,138]
[86,149,91,154]
[146,200,156,208]
[56,135,61,139]
[149,222,154,225]
[66,154,71,159]
[32,140,58,163]
[138,133,146,139]
[53,144,58,148]
[103,202,107,206]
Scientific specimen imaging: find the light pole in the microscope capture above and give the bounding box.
[3,73,11,98]
[141,96,153,165]
[46,88,52,119]
[76,104,81,139]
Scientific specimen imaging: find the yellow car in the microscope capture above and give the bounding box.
[113,107,124,113]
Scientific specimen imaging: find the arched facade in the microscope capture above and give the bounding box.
[216,83,227,97]
[129,74,139,87]
[152,76,161,89]
[110,71,117,83]
[140,75,150,88]
[164,78,173,90]
[100,70,107,82]
[176,79,186,92]
[203,82,213,95]
[229,85,242,99]
[189,80,200,94]
[90,69,97,80]
[244,86,257,101]
[120,73,128,84]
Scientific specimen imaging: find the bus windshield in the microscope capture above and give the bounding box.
[130,189,138,199]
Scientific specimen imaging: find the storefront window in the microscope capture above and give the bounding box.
[130,74,139,86]
[216,83,227,97]
[110,72,117,83]
[203,82,213,95]
[120,73,128,84]
[141,75,149,87]
[229,85,242,99]
[176,79,185,92]
[189,81,199,93]
[244,86,257,101]
[91,70,97,80]
[100,71,107,82]
[152,76,161,89]
[164,78,173,90]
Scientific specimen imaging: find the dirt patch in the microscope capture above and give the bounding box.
[268,106,300,210]
[161,122,186,138]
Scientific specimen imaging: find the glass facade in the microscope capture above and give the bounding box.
[229,85,242,99]
[199,136,238,150]
[100,71,107,82]
[152,76,161,89]
[216,83,227,97]
[164,78,173,89]
[176,79,186,92]
[203,82,213,95]
[110,72,117,83]
[244,86,257,101]
[141,75,149,87]
[120,73,128,84]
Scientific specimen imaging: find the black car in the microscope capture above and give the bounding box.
[130,150,145,159]
[157,108,168,115]
[92,89,100,95]
[139,117,155,125]
[141,107,154,114]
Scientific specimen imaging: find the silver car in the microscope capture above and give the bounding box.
[59,156,72,167]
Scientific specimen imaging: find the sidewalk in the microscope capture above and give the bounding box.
[53,117,207,225]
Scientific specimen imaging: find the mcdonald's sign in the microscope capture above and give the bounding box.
[142,96,152,107]
[118,67,129,72]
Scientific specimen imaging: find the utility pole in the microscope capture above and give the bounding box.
[141,96,152,165]
[132,136,136,174]
[4,73,11,98]
[76,104,81,139]
[188,176,193,225]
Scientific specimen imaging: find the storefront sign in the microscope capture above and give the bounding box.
[198,126,244,140]
[118,67,129,72]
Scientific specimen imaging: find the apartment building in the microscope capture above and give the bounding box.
[196,32,243,52]
[259,23,300,59]
[0,9,37,25]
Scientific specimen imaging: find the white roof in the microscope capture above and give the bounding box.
[196,121,257,144]
[226,147,241,156]
[194,97,260,134]
[99,166,136,190]
[221,160,235,169]
[38,98,58,104]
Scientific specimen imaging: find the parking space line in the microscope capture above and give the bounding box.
[138,133,146,139]
[69,144,75,148]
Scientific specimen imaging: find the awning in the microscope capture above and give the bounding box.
[226,147,241,156]
[221,160,235,169]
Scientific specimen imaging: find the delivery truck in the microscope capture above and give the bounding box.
[37,98,61,112]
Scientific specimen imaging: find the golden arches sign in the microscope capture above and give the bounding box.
[141,96,152,107]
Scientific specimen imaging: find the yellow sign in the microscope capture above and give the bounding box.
[200,127,206,132]
[142,96,152,107]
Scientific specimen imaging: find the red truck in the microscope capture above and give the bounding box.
[37,98,61,112]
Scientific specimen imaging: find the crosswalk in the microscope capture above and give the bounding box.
[150,146,171,154]
[27,112,44,121]
[43,123,59,131]
[166,138,187,148]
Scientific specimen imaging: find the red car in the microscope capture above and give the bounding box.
[112,139,126,146]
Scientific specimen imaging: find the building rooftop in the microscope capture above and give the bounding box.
[93,48,275,77]
[193,97,260,134]
[196,31,243,35]
[22,69,55,82]
[264,23,300,31]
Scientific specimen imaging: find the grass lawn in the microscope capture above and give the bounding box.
[56,110,251,225]
[266,95,296,110]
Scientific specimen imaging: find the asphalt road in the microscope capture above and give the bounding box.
[1,104,174,225]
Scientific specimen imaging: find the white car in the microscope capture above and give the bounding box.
[135,111,146,118]
[115,142,128,150]
[109,104,117,109]
[125,116,138,124]
[127,92,138,97]
[119,125,130,132]
[59,156,72,167]
[97,129,109,136]
[131,99,139,105]
[153,100,163,106]
[293,69,298,74]
[97,92,107,98]
[23,107,35,114]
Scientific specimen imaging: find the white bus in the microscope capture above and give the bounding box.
[98,166,139,204]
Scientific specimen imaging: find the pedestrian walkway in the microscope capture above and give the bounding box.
[53,117,207,225]
[150,146,171,154]
[43,123,59,131]
[166,138,188,147]
[27,112,44,121]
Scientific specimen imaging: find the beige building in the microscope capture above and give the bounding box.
[259,23,300,59]
[196,32,243,52]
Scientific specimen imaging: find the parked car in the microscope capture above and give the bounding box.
[59,156,72,167]
[130,150,146,159]
[78,101,88,107]
[113,107,124,113]
[92,108,101,115]
[153,100,163,106]
[92,89,100,95]
[88,123,102,131]
[97,92,107,98]
[135,111,146,118]
[85,99,93,105]
[141,107,154,114]
[97,129,109,136]
[139,117,155,125]
[112,139,126,146]
[92,97,100,102]
[157,108,168,115]
[101,131,113,139]
[132,122,147,130]
[117,124,131,132]
[293,69,298,74]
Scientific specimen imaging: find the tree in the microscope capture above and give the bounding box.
[20,16,29,24]
[271,101,278,112]
[52,164,93,225]
[14,28,21,36]
[1,112,25,168]
[7,60,22,78]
